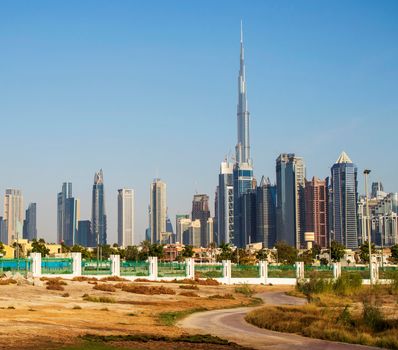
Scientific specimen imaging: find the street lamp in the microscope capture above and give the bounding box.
[364,169,372,284]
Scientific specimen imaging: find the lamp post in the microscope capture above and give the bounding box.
[364,169,372,284]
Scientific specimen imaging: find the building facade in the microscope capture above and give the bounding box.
[23,203,37,241]
[176,215,191,244]
[276,154,305,248]
[150,178,167,243]
[371,192,398,246]
[4,189,24,245]
[217,161,234,245]
[304,177,328,248]
[192,194,210,247]
[92,170,107,246]
[77,220,94,247]
[256,176,277,248]
[57,182,72,244]
[117,189,135,247]
[330,152,358,249]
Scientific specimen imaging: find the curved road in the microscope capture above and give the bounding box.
[178,291,378,350]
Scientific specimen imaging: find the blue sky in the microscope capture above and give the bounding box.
[1,1,397,243]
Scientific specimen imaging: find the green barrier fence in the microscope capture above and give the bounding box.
[158,262,186,277]
[0,258,31,275]
[195,264,223,278]
[231,264,260,278]
[41,257,73,274]
[82,259,112,275]
[268,264,296,278]
[379,266,398,279]
[304,265,333,278]
[120,261,150,276]
[341,266,370,279]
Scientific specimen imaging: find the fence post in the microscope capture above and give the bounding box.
[185,258,195,279]
[260,260,268,283]
[31,252,42,277]
[71,252,82,276]
[110,255,120,277]
[370,261,379,284]
[148,257,158,280]
[223,260,231,284]
[332,262,341,280]
[296,261,304,280]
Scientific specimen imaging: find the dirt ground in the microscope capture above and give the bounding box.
[0,278,273,350]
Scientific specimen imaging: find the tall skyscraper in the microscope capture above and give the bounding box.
[304,177,328,248]
[150,178,167,243]
[118,189,135,247]
[330,152,358,249]
[189,219,201,247]
[0,216,6,244]
[23,203,37,241]
[276,154,306,248]
[217,161,234,245]
[57,183,80,245]
[192,194,210,247]
[77,220,94,247]
[176,215,190,244]
[4,189,24,245]
[241,190,257,246]
[371,181,386,200]
[256,176,277,248]
[92,170,107,246]
[235,22,251,165]
[57,182,72,243]
[371,192,398,246]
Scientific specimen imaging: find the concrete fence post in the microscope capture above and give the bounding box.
[223,260,231,284]
[110,255,120,276]
[71,252,82,276]
[185,258,195,279]
[370,262,379,284]
[148,257,158,279]
[259,261,268,283]
[31,252,42,277]
[296,261,305,280]
[332,262,341,280]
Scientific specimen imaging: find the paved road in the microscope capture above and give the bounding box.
[178,291,379,350]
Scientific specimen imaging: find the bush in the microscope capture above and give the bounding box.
[179,284,199,290]
[121,284,175,295]
[208,294,235,300]
[179,291,200,297]
[297,276,333,296]
[235,284,254,297]
[93,284,116,292]
[100,276,128,282]
[334,273,362,296]
[362,303,388,332]
[83,295,115,303]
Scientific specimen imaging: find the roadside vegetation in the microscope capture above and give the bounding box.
[246,271,398,349]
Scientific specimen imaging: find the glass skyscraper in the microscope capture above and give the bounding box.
[330,152,358,249]
[92,170,107,246]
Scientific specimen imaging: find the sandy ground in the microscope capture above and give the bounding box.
[0,278,261,349]
[179,291,380,350]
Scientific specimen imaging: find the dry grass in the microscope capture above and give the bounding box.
[45,278,67,291]
[0,279,17,285]
[83,295,116,303]
[179,284,199,290]
[93,284,116,292]
[72,276,98,282]
[100,276,128,282]
[121,284,176,295]
[208,294,235,300]
[179,291,200,297]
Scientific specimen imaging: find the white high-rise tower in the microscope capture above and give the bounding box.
[118,189,135,247]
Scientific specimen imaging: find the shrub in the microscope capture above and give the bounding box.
[100,276,128,282]
[334,273,362,296]
[297,276,333,297]
[93,284,116,292]
[179,291,200,297]
[72,276,98,282]
[208,294,235,300]
[72,305,82,310]
[0,279,17,285]
[179,284,199,290]
[235,284,254,296]
[362,303,388,332]
[83,295,115,303]
[62,293,70,297]
[121,284,175,295]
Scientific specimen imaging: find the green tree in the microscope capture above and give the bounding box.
[148,243,164,258]
[298,250,313,265]
[256,249,268,261]
[217,243,233,262]
[275,241,297,265]
[181,245,194,258]
[70,245,92,260]
[125,246,139,261]
[390,244,398,263]
[331,240,345,262]
[311,244,322,260]
[0,242,5,257]
[359,241,376,263]
[31,239,50,257]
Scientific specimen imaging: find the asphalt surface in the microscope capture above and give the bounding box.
[178,291,379,350]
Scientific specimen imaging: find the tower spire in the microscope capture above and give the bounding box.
[235,21,250,165]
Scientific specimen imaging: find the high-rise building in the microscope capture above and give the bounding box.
[241,190,257,246]
[77,220,94,247]
[4,189,24,245]
[304,177,328,248]
[213,189,219,244]
[217,161,234,245]
[150,178,167,243]
[207,217,214,244]
[57,183,80,246]
[189,219,201,247]
[276,154,305,248]
[117,189,135,247]
[256,176,277,248]
[92,170,107,246]
[0,216,6,244]
[23,203,37,241]
[192,194,210,247]
[371,181,385,199]
[330,152,358,249]
[176,215,190,244]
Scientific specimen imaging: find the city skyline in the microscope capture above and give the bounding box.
[1,1,397,243]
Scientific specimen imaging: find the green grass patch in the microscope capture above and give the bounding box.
[158,307,207,326]
[83,295,115,303]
